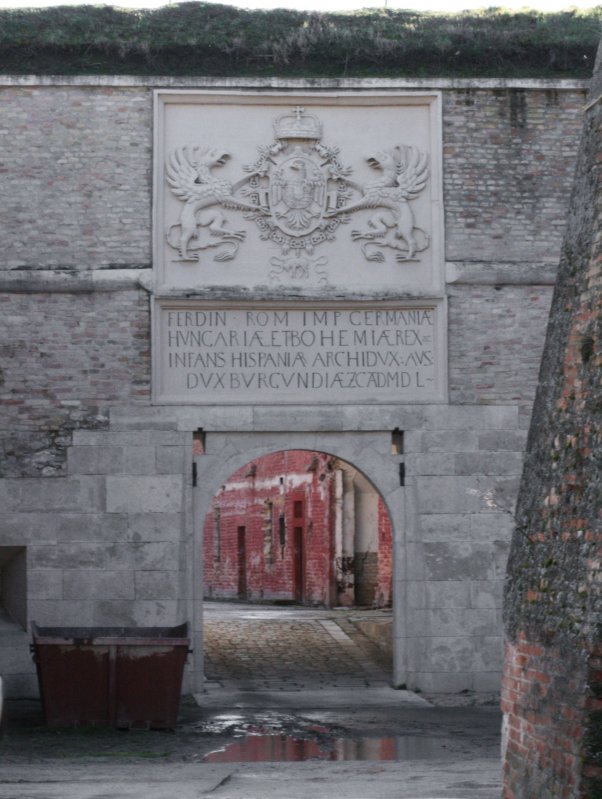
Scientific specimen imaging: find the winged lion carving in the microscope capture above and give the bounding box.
[165,147,262,262]
[328,145,430,262]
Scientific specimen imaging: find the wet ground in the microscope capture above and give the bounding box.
[0,603,503,797]
[1,695,501,765]
[0,696,502,798]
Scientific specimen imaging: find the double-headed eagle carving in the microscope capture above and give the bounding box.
[164,108,430,267]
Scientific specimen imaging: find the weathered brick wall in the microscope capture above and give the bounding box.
[0,289,150,477]
[502,54,602,798]
[203,450,331,603]
[443,85,586,426]
[0,82,586,478]
[443,88,585,263]
[303,461,337,607]
[0,84,153,480]
[448,284,554,425]
[0,86,151,269]
[0,83,584,270]
[203,450,392,607]
[376,499,393,608]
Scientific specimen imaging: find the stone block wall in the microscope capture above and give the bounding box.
[403,404,524,692]
[501,53,602,798]
[0,76,590,696]
[0,425,191,696]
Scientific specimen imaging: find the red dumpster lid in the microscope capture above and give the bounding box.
[31,621,189,646]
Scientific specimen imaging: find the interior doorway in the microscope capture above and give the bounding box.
[237,526,247,600]
[292,496,304,604]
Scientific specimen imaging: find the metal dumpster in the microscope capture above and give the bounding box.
[31,622,190,729]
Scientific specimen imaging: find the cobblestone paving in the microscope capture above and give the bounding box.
[203,602,392,690]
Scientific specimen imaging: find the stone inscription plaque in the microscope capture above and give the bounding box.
[154,302,445,404]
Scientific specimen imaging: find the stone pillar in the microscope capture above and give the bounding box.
[354,476,380,607]
[502,38,602,798]
[334,469,353,605]
[339,469,356,607]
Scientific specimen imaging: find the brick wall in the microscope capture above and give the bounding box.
[203,450,392,607]
[502,56,602,798]
[203,450,331,604]
[0,82,586,479]
[443,88,585,263]
[448,284,553,426]
[443,85,585,428]
[0,86,151,269]
[0,289,150,477]
[376,498,393,608]
[0,84,153,479]
[1,83,585,270]
[0,78,590,696]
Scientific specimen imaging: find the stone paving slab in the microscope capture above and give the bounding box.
[206,760,502,799]
[203,603,392,688]
[0,759,501,799]
[196,686,431,710]
[0,765,232,799]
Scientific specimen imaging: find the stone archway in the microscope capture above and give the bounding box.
[191,430,407,694]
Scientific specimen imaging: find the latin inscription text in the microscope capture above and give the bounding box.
[158,307,439,403]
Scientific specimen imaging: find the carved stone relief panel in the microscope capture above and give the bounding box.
[154,92,443,296]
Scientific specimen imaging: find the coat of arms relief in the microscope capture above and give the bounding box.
[165,107,430,283]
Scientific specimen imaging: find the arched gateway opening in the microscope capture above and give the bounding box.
[191,431,405,694]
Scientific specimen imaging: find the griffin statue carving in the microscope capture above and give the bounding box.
[165,146,262,262]
[163,110,431,273]
[329,145,430,262]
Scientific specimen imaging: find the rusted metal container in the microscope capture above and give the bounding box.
[31,622,190,729]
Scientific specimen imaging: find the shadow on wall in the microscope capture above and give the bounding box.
[201,450,392,609]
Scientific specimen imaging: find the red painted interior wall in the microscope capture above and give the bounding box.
[202,450,392,607]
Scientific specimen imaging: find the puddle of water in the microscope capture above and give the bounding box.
[193,712,301,736]
[203,733,452,763]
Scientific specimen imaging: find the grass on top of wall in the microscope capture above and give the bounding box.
[1,3,600,78]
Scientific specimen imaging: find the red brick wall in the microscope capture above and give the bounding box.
[502,638,602,797]
[377,500,393,607]
[203,450,392,607]
[502,52,602,799]
[203,451,332,604]
[502,636,588,797]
